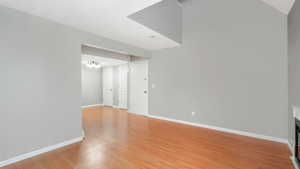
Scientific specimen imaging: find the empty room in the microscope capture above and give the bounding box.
[1,0,300,169]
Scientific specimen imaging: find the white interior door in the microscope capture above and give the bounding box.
[103,67,113,106]
[118,64,128,109]
[129,61,148,115]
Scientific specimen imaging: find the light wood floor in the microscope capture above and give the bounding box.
[1,106,294,169]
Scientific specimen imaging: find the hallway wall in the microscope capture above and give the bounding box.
[0,5,149,162]
[288,0,300,145]
[81,66,102,106]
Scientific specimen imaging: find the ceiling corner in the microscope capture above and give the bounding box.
[260,0,295,15]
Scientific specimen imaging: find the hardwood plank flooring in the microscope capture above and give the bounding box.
[1,106,294,169]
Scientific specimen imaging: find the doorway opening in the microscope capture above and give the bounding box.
[81,54,129,108]
[80,45,149,137]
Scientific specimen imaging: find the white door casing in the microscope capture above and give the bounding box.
[103,67,113,106]
[118,64,128,109]
[129,61,148,115]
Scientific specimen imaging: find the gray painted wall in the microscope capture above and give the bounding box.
[288,0,300,145]
[0,5,149,162]
[81,66,102,106]
[149,0,288,139]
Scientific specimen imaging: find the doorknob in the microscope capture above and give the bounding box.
[144,90,147,94]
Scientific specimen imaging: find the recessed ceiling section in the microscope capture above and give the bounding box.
[128,0,182,44]
[0,0,179,50]
[0,0,295,52]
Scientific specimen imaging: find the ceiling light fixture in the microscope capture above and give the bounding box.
[83,60,101,69]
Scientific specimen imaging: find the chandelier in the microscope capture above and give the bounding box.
[83,60,101,69]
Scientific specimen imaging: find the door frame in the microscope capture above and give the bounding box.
[118,64,129,109]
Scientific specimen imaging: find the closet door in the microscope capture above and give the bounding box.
[102,67,113,106]
[129,61,148,115]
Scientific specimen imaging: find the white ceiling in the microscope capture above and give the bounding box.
[0,0,179,50]
[261,0,295,14]
[82,54,127,67]
[0,0,295,50]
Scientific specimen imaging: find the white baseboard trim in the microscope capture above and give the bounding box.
[118,106,128,109]
[128,111,148,116]
[291,156,299,169]
[288,141,294,154]
[0,136,83,167]
[288,141,298,169]
[112,105,128,109]
[81,104,103,108]
[82,129,86,139]
[148,114,288,144]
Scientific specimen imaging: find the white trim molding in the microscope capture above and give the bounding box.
[0,136,83,168]
[81,104,103,108]
[288,141,298,169]
[148,114,288,144]
[291,156,299,169]
[112,105,128,109]
[288,141,294,154]
[118,106,128,110]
